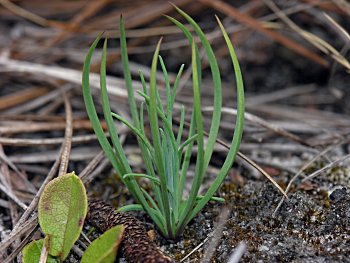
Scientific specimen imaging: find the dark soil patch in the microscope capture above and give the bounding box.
[162,176,350,262]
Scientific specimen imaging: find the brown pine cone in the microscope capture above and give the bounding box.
[86,200,175,263]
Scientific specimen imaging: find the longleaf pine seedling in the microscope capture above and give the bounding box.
[82,6,245,239]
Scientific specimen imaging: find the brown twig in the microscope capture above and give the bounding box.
[58,93,73,176]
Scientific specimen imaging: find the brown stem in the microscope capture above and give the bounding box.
[86,200,175,263]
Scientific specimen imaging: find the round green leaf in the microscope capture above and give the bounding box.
[22,239,59,263]
[81,225,124,263]
[38,172,87,260]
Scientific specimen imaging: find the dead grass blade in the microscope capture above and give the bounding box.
[0,120,97,135]
[0,134,97,147]
[199,0,329,67]
[173,116,288,198]
[0,87,49,111]
[0,57,130,98]
[47,0,112,46]
[0,90,74,261]
[0,216,38,263]
[204,107,312,147]
[302,153,350,182]
[2,220,38,263]
[0,182,27,210]
[272,141,343,216]
[264,0,350,72]
[332,0,350,15]
[0,0,48,26]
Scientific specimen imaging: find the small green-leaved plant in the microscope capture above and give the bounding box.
[82,6,245,239]
[81,225,124,263]
[22,173,124,263]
